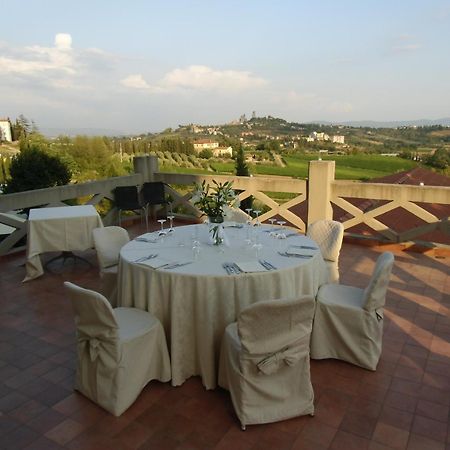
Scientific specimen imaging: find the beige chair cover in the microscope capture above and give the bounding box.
[223,205,251,223]
[310,252,394,371]
[218,296,315,429]
[92,226,130,306]
[64,282,171,416]
[307,220,344,283]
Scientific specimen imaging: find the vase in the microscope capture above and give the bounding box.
[208,216,226,246]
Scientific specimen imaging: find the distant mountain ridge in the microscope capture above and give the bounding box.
[40,127,124,137]
[39,117,450,138]
[312,118,450,128]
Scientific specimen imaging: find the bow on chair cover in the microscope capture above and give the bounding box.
[76,327,120,408]
[256,337,309,375]
[218,296,316,428]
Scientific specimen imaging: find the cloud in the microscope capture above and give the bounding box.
[121,65,267,94]
[392,43,422,52]
[0,33,119,90]
[391,35,422,53]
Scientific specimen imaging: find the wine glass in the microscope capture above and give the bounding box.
[167,215,175,233]
[253,210,261,227]
[276,220,286,240]
[269,218,277,237]
[252,242,263,259]
[157,219,167,236]
[192,239,201,260]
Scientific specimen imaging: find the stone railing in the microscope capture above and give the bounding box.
[0,155,449,255]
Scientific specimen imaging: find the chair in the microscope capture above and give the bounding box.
[307,219,344,283]
[113,186,145,227]
[92,226,130,306]
[310,252,394,371]
[141,182,170,228]
[218,296,315,430]
[64,282,171,416]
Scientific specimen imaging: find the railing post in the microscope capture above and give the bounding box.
[307,160,335,227]
[133,155,159,182]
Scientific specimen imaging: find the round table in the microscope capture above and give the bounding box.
[118,223,327,389]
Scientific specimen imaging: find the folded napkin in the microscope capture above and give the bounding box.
[134,233,158,243]
[137,256,171,268]
[235,261,267,273]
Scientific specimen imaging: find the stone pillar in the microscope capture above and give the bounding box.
[307,160,335,227]
[133,155,159,182]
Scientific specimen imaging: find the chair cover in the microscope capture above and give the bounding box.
[223,205,250,223]
[92,226,130,306]
[64,282,171,416]
[310,252,394,371]
[218,296,315,429]
[307,220,344,283]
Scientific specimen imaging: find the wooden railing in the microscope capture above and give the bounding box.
[0,155,449,255]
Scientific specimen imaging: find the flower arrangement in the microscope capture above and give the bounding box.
[191,180,239,220]
[192,180,240,245]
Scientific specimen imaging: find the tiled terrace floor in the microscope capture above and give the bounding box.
[1,221,449,450]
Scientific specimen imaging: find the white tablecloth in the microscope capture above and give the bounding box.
[24,205,103,281]
[118,223,327,389]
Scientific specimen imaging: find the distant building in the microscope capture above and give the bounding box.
[193,139,219,152]
[0,118,12,142]
[308,131,330,142]
[212,146,233,157]
[332,135,345,144]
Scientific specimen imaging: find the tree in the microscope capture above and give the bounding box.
[425,148,449,170]
[4,145,71,193]
[234,144,252,210]
[199,149,213,159]
[235,144,249,177]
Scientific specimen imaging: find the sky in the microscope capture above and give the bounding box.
[1,0,450,134]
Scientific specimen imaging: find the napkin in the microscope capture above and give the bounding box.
[235,261,267,273]
[137,256,171,268]
[134,233,158,243]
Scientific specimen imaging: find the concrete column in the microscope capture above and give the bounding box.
[307,160,335,227]
[133,155,159,182]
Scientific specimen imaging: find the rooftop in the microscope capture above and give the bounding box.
[1,220,449,450]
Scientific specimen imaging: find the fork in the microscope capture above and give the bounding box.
[134,254,158,263]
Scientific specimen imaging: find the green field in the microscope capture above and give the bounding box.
[204,154,418,180]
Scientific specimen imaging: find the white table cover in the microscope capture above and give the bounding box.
[24,205,103,281]
[118,223,327,389]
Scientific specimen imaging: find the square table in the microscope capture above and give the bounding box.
[23,205,103,281]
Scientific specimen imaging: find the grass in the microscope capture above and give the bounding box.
[161,153,419,181]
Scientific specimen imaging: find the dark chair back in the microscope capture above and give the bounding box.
[113,186,142,210]
[141,182,168,206]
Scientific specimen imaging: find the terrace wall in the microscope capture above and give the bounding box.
[0,155,449,255]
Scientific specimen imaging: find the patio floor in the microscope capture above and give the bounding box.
[0,221,449,450]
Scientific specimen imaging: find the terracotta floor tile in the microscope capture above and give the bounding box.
[2,234,450,450]
[384,390,417,413]
[0,425,40,450]
[415,399,449,423]
[26,409,66,433]
[115,419,154,449]
[9,399,48,424]
[411,415,448,443]
[330,430,371,450]
[298,419,338,447]
[406,433,446,450]
[339,410,378,439]
[378,405,414,431]
[23,435,66,449]
[372,422,409,450]
[44,417,86,445]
